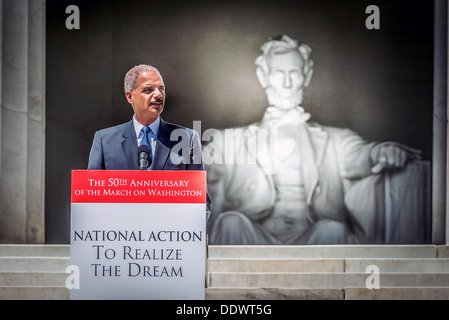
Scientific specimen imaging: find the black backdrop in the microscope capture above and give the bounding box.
[45,0,434,243]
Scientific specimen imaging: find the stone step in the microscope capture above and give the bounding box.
[1,244,448,300]
[0,272,67,286]
[0,245,70,257]
[2,254,447,274]
[2,285,448,300]
[345,287,449,300]
[345,258,449,273]
[208,245,439,259]
[437,246,449,258]
[0,257,70,272]
[0,286,343,300]
[209,272,449,289]
[0,286,69,300]
[205,287,344,300]
[208,258,345,273]
[207,287,449,300]
[208,258,449,273]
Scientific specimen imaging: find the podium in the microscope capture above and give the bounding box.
[69,170,207,300]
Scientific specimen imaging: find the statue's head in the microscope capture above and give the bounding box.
[255,35,314,110]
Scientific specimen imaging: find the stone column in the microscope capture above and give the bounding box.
[433,0,448,245]
[444,0,449,245]
[0,0,45,243]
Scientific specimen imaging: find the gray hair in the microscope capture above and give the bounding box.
[124,64,163,93]
[255,35,314,87]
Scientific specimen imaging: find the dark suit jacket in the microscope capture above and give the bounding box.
[88,118,211,220]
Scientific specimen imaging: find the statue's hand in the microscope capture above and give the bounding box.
[370,142,422,174]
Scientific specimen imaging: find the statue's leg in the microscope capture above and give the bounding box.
[208,211,281,245]
[292,219,359,245]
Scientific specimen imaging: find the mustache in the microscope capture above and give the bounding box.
[151,98,164,104]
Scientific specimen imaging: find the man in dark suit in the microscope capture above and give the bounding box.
[87,64,211,220]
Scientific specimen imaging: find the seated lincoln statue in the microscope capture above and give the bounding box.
[203,34,426,245]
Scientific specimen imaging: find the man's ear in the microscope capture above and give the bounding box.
[125,91,133,104]
[256,67,268,88]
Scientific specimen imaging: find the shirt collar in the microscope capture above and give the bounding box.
[133,116,160,139]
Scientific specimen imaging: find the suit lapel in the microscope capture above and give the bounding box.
[308,125,328,169]
[121,120,139,170]
[298,124,328,205]
[152,119,172,170]
[247,125,280,176]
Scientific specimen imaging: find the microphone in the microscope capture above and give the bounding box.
[137,144,152,170]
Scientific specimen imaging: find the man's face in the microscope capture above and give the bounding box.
[125,70,165,125]
[266,50,306,110]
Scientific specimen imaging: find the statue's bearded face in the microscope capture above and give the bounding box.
[265,50,306,110]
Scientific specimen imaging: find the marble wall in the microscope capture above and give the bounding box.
[434,0,449,245]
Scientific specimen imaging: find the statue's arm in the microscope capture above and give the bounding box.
[336,128,422,179]
[369,141,422,174]
[335,128,376,179]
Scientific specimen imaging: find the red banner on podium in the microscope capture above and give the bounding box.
[71,170,206,203]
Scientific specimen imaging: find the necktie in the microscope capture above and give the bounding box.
[140,126,153,149]
[140,127,155,168]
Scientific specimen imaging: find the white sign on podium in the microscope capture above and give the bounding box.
[70,170,207,300]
